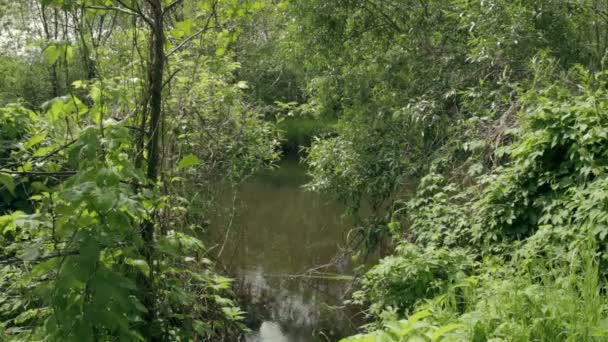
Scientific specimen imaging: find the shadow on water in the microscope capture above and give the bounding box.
[209,157,366,341]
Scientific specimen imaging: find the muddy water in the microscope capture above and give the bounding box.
[210,158,363,341]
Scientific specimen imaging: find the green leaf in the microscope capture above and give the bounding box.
[65,45,74,62]
[0,173,16,196]
[78,236,100,279]
[126,258,150,277]
[93,188,116,212]
[44,44,62,65]
[176,19,194,35]
[46,98,66,123]
[177,154,201,169]
[14,309,43,324]
[193,320,210,335]
[431,324,462,341]
[387,221,400,231]
[409,310,432,323]
[130,296,148,313]
[72,80,86,89]
[26,134,45,148]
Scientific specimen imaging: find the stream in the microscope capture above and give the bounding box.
[210,158,363,341]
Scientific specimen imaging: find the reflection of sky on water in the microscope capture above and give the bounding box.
[240,267,326,341]
[246,322,289,342]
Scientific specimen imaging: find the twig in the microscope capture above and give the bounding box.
[0,250,79,265]
[217,187,238,258]
[85,5,139,17]
[162,68,182,89]
[163,0,185,16]
[166,26,219,57]
[0,170,76,177]
[0,242,129,265]
[0,139,77,170]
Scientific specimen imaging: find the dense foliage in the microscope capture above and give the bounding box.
[242,1,608,341]
[0,0,276,340]
[4,0,608,341]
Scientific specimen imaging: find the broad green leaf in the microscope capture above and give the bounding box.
[0,173,15,196]
[26,134,45,148]
[193,320,210,335]
[431,324,463,341]
[131,296,148,313]
[72,80,86,89]
[44,44,61,65]
[14,309,42,324]
[409,310,432,323]
[178,154,201,169]
[65,45,74,62]
[176,19,194,35]
[77,236,100,280]
[126,258,150,277]
[93,188,117,212]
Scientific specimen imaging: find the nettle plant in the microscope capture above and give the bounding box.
[0,86,150,339]
[0,80,243,340]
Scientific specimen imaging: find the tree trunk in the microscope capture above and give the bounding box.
[139,0,165,339]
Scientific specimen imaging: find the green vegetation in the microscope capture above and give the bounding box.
[0,1,276,340]
[277,116,336,154]
[2,0,608,341]
[245,1,608,341]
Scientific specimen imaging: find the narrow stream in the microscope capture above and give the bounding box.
[210,158,362,341]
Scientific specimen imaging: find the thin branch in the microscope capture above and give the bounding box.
[361,0,404,33]
[0,250,79,265]
[0,242,129,265]
[163,0,185,16]
[115,0,153,26]
[166,26,219,57]
[0,139,77,170]
[162,68,182,89]
[0,170,76,177]
[85,5,140,17]
[85,4,152,27]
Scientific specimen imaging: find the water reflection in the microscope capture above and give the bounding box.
[210,159,361,341]
[246,322,289,342]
